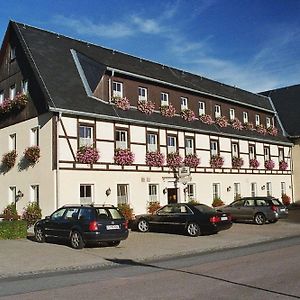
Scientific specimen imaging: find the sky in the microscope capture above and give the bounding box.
[0,0,299,93]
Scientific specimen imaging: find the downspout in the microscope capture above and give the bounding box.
[55,112,62,210]
[108,70,114,102]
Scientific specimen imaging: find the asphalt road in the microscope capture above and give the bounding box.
[1,235,300,299]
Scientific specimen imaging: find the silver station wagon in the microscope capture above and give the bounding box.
[219,197,288,225]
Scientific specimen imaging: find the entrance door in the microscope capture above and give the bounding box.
[167,188,178,204]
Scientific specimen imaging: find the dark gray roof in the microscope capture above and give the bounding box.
[261,84,300,137]
[10,21,290,144]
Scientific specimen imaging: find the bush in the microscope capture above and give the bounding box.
[1,204,20,221]
[118,203,134,220]
[188,199,200,205]
[212,197,225,207]
[22,202,42,228]
[281,194,291,206]
[0,220,27,239]
[147,202,161,214]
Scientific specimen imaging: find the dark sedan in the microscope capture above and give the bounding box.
[131,203,232,236]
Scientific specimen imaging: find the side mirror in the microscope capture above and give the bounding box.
[45,216,50,220]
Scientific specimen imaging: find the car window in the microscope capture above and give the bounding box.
[107,208,123,220]
[270,199,281,206]
[78,208,94,220]
[179,205,190,214]
[244,200,255,207]
[232,200,243,207]
[256,199,267,206]
[51,208,67,220]
[158,205,173,214]
[64,208,80,220]
[195,205,215,213]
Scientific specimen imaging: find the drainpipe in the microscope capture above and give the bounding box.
[108,70,115,102]
[55,112,62,210]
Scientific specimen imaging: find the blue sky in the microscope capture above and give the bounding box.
[0,0,299,92]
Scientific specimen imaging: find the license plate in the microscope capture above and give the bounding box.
[280,208,286,212]
[221,216,228,221]
[106,225,120,230]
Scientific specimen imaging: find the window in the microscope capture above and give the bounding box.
[9,84,16,100]
[232,143,239,157]
[30,127,39,146]
[116,129,128,149]
[243,112,248,123]
[255,114,260,126]
[147,132,158,152]
[30,185,39,205]
[281,182,286,196]
[229,109,235,121]
[117,184,129,204]
[186,183,196,201]
[185,137,194,155]
[9,133,16,151]
[264,147,270,160]
[279,148,284,161]
[80,184,93,204]
[79,125,93,147]
[181,97,188,110]
[138,87,147,101]
[199,101,205,115]
[266,182,272,197]
[160,92,169,106]
[149,184,159,202]
[213,183,220,199]
[112,81,123,98]
[234,183,241,199]
[0,90,4,105]
[251,183,257,197]
[266,117,271,128]
[249,144,255,159]
[9,186,16,204]
[167,135,177,153]
[215,105,221,118]
[210,140,218,156]
[51,208,67,220]
[21,80,28,94]
[10,47,16,61]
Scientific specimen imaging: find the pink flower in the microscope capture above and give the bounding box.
[1,150,17,169]
[210,155,224,168]
[160,104,176,117]
[249,158,259,169]
[184,154,200,168]
[166,152,183,169]
[181,109,196,122]
[145,151,165,167]
[230,118,243,130]
[0,93,28,116]
[24,146,40,164]
[215,116,229,128]
[199,114,214,125]
[267,126,278,136]
[232,156,244,169]
[114,97,130,111]
[256,124,267,135]
[114,149,135,166]
[265,159,275,170]
[243,122,255,131]
[279,160,288,171]
[137,100,155,115]
[76,146,100,164]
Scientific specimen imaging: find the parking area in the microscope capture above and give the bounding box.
[0,210,299,279]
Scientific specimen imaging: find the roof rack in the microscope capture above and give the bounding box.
[62,204,115,208]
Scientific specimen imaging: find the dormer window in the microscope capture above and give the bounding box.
[10,47,16,61]
[161,92,169,106]
[181,97,188,110]
[215,105,221,118]
[243,112,248,123]
[112,81,123,98]
[79,125,93,147]
[138,87,147,101]
[266,117,271,128]
[21,80,28,94]
[0,90,4,105]
[229,108,235,121]
[255,114,260,126]
[9,84,16,100]
[199,101,205,115]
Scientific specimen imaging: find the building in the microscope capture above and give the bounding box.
[261,84,300,202]
[0,21,293,217]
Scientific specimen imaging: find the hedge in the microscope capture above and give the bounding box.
[0,220,27,239]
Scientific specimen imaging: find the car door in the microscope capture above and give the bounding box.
[60,207,80,238]
[151,205,173,230]
[241,199,256,220]
[44,207,67,237]
[168,204,191,231]
[226,200,244,220]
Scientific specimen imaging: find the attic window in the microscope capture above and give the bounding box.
[113,81,123,98]
[10,47,16,61]
[0,90,4,105]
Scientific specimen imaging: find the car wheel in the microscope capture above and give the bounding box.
[269,219,278,224]
[137,219,149,232]
[254,213,266,225]
[107,240,121,247]
[186,222,200,237]
[70,231,85,249]
[35,227,45,243]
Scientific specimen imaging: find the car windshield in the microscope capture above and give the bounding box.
[195,204,215,213]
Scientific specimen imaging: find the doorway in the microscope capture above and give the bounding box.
[167,188,178,204]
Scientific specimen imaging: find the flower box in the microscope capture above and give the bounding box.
[24,146,40,164]
[1,150,17,170]
[249,158,259,169]
[232,156,244,169]
[267,126,278,136]
[199,114,214,125]
[265,159,275,170]
[215,116,229,128]
[114,148,135,166]
[114,97,130,111]
[230,118,243,130]
[210,155,224,168]
[180,109,196,122]
[76,146,100,164]
[160,104,176,117]
[137,100,155,115]
[256,124,267,135]
[279,160,288,171]
[166,152,183,169]
[145,151,165,167]
[183,154,200,168]
[0,93,28,117]
[243,122,255,131]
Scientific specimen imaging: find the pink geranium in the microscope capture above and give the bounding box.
[279,160,288,171]
[160,104,176,117]
[0,93,28,116]
[76,146,100,164]
[184,154,200,168]
[145,151,165,167]
[265,159,275,170]
[114,97,130,111]
[166,152,183,169]
[181,109,196,122]
[114,148,135,166]
[137,100,155,115]
[249,158,259,169]
[210,155,224,168]
[215,116,229,128]
[24,146,40,164]
[232,156,244,169]
[230,118,243,130]
[199,114,214,125]
[267,126,278,136]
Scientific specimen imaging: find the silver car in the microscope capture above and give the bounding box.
[219,197,288,225]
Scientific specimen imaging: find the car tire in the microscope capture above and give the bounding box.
[186,222,200,237]
[137,219,149,232]
[254,213,266,225]
[70,231,85,249]
[107,240,121,247]
[35,227,45,243]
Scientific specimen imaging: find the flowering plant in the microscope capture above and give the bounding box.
[212,197,225,207]
[267,126,278,136]
[24,146,40,164]
[232,156,244,169]
[147,202,161,214]
[137,100,155,115]
[160,104,176,117]
[76,146,100,164]
[230,118,243,130]
[243,122,255,131]
[1,150,17,169]
[145,151,165,167]
[215,116,229,128]
[114,148,135,166]
[199,114,214,125]
[256,124,267,135]
[183,154,200,168]
[166,152,183,169]
[0,93,28,116]
[210,155,224,168]
[118,203,134,220]
[265,159,275,170]
[281,194,291,206]
[22,202,42,228]
[279,160,288,171]
[249,158,259,169]
[181,109,196,122]
[114,97,130,111]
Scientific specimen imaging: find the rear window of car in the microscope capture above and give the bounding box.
[195,204,215,213]
[95,208,123,220]
[269,199,282,206]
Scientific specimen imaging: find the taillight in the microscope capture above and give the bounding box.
[210,216,221,223]
[271,205,278,212]
[227,214,232,221]
[89,221,98,231]
[123,220,128,229]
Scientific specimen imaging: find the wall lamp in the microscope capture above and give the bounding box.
[105,188,111,196]
[261,185,266,190]
[227,186,231,192]
[16,190,24,202]
[163,188,168,194]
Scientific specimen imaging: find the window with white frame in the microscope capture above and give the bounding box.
[255,114,260,126]
[264,147,270,160]
[266,182,272,196]
[185,137,194,155]
[251,182,257,197]
[149,184,159,202]
[9,186,16,204]
[160,92,169,106]
[30,185,39,205]
[79,125,93,147]
[279,148,284,162]
[9,84,16,100]
[234,183,241,199]
[116,129,128,149]
[10,47,16,61]
[181,97,188,110]
[186,183,196,201]
[249,144,255,159]
[210,140,218,156]
[30,127,39,146]
[266,117,271,128]
[213,183,220,199]
[0,90,4,105]
[21,79,28,94]
[199,101,205,115]
[80,184,93,204]
[243,112,248,123]
[117,184,129,204]
[232,143,239,157]
[9,133,16,151]
[215,105,221,118]
[229,108,235,121]
[147,132,158,152]
[281,182,286,196]
[138,87,147,101]
[167,135,177,153]
[112,81,123,98]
